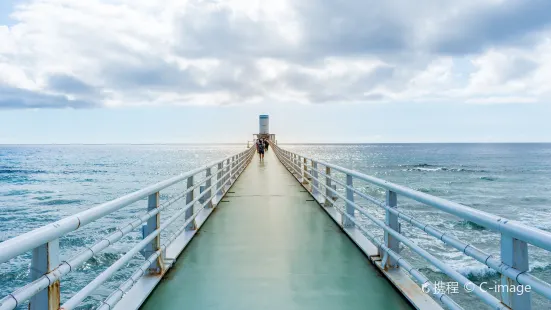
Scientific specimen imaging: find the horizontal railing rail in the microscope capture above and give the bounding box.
[271,143,551,310]
[0,146,255,310]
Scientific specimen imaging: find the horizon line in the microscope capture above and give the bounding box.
[2,141,551,146]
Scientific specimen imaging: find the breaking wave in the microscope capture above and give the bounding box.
[401,164,488,173]
[455,220,487,231]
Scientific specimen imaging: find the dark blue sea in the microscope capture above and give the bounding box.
[1,144,550,309]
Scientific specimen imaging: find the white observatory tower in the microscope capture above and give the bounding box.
[254,114,275,143]
[259,115,269,135]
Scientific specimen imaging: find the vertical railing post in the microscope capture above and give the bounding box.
[230,156,233,175]
[217,162,223,196]
[204,167,212,208]
[142,192,163,274]
[500,235,531,309]
[299,156,303,178]
[302,157,308,184]
[231,156,235,180]
[325,167,332,207]
[299,156,303,177]
[343,174,355,227]
[383,190,400,269]
[288,152,292,168]
[297,155,300,176]
[295,154,299,175]
[185,176,196,230]
[225,159,230,187]
[312,161,319,199]
[300,156,303,173]
[235,155,240,174]
[287,151,289,165]
[290,153,294,171]
[29,240,60,310]
[223,159,227,186]
[229,156,232,181]
[240,153,243,168]
[222,160,226,187]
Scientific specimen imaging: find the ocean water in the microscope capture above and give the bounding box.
[283,143,551,309]
[0,144,247,309]
[1,143,550,309]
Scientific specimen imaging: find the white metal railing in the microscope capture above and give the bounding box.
[272,143,551,310]
[0,146,255,310]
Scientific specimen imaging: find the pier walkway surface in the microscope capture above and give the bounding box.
[141,149,411,310]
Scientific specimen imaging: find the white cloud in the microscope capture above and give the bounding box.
[1,0,551,108]
[468,50,535,93]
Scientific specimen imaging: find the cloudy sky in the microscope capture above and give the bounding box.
[1,0,551,143]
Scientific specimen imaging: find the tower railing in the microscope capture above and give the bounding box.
[272,142,551,310]
[0,146,255,310]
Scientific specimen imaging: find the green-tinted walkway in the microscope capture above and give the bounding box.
[141,149,412,310]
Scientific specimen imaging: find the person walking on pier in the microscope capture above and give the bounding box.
[264,139,269,152]
[256,139,265,161]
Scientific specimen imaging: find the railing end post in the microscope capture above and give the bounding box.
[142,192,164,275]
[312,161,319,199]
[323,167,330,207]
[185,175,197,231]
[342,173,355,228]
[383,190,400,269]
[29,239,61,310]
[500,234,531,309]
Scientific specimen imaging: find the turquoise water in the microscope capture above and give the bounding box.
[0,144,246,309]
[1,143,550,309]
[284,143,551,309]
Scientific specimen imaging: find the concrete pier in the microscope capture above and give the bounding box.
[140,149,412,310]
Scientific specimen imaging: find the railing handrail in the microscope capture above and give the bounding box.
[0,148,252,264]
[0,146,255,310]
[277,147,551,253]
[271,143,551,310]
